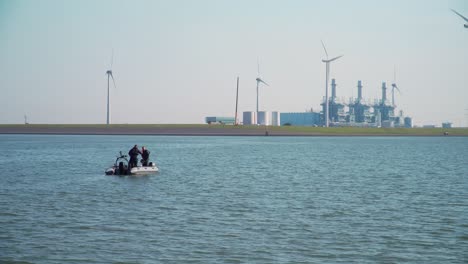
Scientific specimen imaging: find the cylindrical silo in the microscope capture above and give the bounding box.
[243,111,256,125]
[271,111,280,126]
[257,111,271,125]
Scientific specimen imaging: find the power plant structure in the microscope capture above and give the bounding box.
[282,79,412,127]
[207,78,412,128]
[348,80,372,123]
[321,79,346,124]
[205,53,413,127]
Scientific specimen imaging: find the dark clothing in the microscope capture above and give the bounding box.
[141,150,150,166]
[128,147,142,170]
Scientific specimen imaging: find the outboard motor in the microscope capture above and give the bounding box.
[119,162,125,175]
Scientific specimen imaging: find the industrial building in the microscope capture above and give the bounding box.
[442,122,452,128]
[229,73,413,128]
[280,112,321,126]
[348,80,372,123]
[242,111,281,126]
[241,78,412,128]
[316,79,412,128]
[321,79,347,123]
[205,116,235,125]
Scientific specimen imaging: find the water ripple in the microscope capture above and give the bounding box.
[0,135,467,263]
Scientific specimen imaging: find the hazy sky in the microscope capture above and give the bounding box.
[1,0,467,126]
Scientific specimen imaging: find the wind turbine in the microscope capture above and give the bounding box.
[391,66,401,107]
[451,9,468,28]
[106,51,116,125]
[255,59,269,124]
[321,41,343,127]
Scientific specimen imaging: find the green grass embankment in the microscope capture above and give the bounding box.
[0,124,467,136]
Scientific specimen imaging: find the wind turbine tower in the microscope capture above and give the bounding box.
[105,53,116,125]
[255,60,269,125]
[321,41,343,127]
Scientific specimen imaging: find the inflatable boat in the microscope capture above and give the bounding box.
[105,151,159,176]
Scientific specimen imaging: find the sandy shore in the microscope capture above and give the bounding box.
[1,124,467,136]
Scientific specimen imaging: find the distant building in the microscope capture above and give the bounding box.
[348,81,372,123]
[321,79,347,123]
[373,82,395,122]
[205,116,235,125]
[257,111,271,125]
[442,122,452,129]
[243,112,256,125]
[381,120,394,128]
[242,111,280,126]
[280,112,321,126]
[231,78,414,128]
[404,117,413,128]
[271,112,280,126]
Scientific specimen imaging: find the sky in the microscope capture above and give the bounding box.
[1,0,467,126]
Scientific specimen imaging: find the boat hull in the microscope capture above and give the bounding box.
[105,165,159,176]
[130,165,159,175]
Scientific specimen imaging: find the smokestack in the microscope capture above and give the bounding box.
[382,82,387,102]
[357,80,362,100]
[331,78,337,98]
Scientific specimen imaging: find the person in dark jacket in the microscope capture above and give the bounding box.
[128,145,142,170]
[141,146,150,166]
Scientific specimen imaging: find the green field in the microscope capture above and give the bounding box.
[265,125,468,136]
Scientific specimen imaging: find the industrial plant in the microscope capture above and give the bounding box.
[206,77,412,128]
[205,42,413,128]
[314,79,413,128]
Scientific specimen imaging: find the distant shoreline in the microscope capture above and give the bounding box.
[1,124,467,137]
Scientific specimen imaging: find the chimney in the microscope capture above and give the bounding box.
[382,82,387,102]
[357,80,362,100]
[331,79,337,98]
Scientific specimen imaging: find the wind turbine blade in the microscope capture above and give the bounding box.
[394,85,401,93]
[110,73,116,89]
[451,9,468,22]
[321,40,329,59]
[327,55,343,62]
[394,65,396,83]
[259,79,269,86]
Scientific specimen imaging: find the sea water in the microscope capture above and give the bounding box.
[0,135,467,263]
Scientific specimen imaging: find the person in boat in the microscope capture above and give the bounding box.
[141,146,151,166]
[128,145,142,170]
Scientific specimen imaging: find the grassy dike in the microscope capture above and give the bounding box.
[0,124,467,136]
[265,125,468,136]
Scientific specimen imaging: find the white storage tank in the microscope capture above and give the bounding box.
[271,111,280,126]
[243,111,256,125]
[257,111,271,125]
